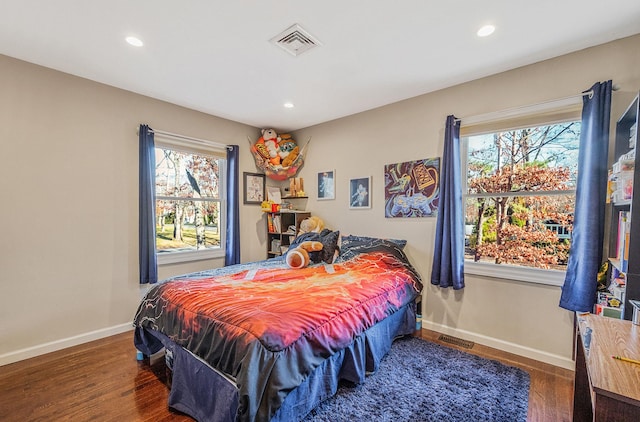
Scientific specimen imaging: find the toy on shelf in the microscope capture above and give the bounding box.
[249,128,310,181]
[286,177,307,198]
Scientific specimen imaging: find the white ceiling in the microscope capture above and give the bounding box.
[2,1,640,132]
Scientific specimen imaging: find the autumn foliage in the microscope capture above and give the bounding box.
[466,124,579,269]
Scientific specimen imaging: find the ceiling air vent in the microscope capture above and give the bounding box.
[270,24,321,57]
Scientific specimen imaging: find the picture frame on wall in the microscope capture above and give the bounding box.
[243,172,266,205]
[317,170,335,200]
[349,176,371,209]
[384,157,440,218]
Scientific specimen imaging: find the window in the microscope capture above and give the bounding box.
[462,115,581,285]
[154,142,226,264]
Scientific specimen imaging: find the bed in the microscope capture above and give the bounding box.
[133,233,422,422]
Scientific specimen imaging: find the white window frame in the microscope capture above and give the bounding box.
[154,137,227,265]
[460,98,582,286]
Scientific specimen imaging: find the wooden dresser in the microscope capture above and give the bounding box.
[573,313,640,421]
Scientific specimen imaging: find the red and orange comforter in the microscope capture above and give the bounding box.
[133,241,422,421]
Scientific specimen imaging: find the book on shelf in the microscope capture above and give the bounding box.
[616,211,631,272]
[267,213,275,232]
[273,215,281,233]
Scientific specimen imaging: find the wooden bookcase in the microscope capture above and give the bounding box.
[266,210,310,259]
[607,93,639,320]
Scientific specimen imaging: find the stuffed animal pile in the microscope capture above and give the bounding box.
[285,216,341,269]
[249,128,305,180]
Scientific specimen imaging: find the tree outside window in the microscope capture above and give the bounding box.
[463,121,580,270]
[155,147,223,254]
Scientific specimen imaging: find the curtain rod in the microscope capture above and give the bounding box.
[454,86,618,125]
[143,127,231,150]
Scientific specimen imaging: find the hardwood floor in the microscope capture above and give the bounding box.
[0,329,574,421]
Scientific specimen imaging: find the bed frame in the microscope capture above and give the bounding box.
[135,302,416,422]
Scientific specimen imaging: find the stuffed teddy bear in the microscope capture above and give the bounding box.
[286,241,324,269]
[254,128,281,166]
[299,216,324,234]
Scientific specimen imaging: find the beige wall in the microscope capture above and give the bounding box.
[1,34,639,368]
[0,54,266,363]
[291,34,640,369]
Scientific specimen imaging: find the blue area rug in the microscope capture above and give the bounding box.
[304,336,529,422]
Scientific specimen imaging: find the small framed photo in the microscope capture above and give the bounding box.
[349,176,371,209]
[243,172,266,205]
[317,170,335,200]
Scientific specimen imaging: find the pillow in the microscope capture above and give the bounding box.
[288,229,340,264]
[336,235,408,263]
[340,234,407,250]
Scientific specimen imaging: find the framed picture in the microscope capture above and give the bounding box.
[384,158,440,218]
[317,170,335,200]
[349,176,371,209]
[243,172,266,204]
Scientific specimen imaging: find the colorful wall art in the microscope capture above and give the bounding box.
[384,158,440,218]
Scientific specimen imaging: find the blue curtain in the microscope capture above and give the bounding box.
[225,145,241,266]
[139,124,158,284]
[560,81,612,312]
[431,115,465,289]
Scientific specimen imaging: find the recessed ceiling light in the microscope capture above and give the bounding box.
[477,25,495,37]
[284,102,295,109]
[126,36,144,47]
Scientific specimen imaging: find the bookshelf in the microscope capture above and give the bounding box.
[606,93,639,320]
[266,210,310,258]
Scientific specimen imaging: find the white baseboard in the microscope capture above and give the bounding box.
[0,323,134,367]
[422,320,575,371]
[3,320,575,370]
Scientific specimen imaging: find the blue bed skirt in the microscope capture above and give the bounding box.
[135,302,416,422]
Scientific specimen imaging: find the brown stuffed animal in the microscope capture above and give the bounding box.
[286,241,323,269]
[299,216,324,234]
[281,146,299,168]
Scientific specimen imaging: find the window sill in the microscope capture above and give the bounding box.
[158,248,225,265]
[464,260,565,287]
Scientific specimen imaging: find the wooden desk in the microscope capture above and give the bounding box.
[573,313,640,421]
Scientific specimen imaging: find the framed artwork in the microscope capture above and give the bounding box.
[317,170,335,200]
[384,157,440,218]
[349,176,371,209]
[243,172,266,205]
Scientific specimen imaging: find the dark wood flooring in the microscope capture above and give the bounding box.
[0,329,574,421]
